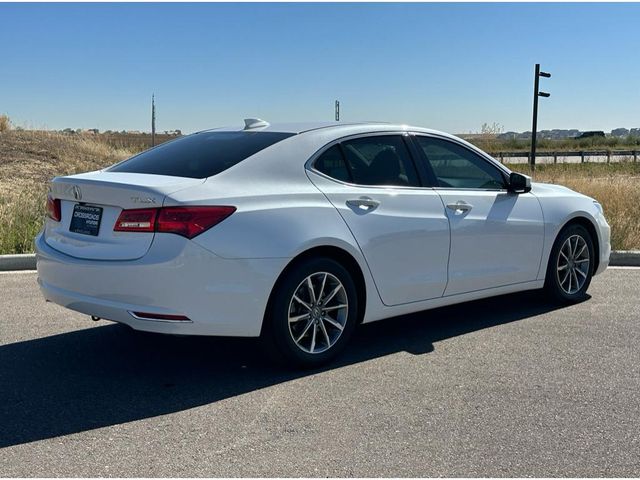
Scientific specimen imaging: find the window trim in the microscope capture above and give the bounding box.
[306,131,430,190]
[409,133,511,192]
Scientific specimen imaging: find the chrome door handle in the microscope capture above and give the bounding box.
[446,201,473,214]
[346,197,380,211]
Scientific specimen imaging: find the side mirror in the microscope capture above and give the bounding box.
[508,172,532,193]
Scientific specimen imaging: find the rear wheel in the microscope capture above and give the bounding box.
[545,224,594,303]
[263,257,358,368]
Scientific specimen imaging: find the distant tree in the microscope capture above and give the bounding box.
[480,122,504,136]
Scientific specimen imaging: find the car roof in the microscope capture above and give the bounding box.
[197,120,447,136]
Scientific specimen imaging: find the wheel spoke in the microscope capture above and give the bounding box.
[322,284,343,305]
[567,269,572,292]
[318,319,331,347]
[557,264,568,271]
[575,243,587,258]
[293,295,312,311]
[306,277,316,304]
[322,303,347,312]
[317,273,327,304]
[310,323,317,353]
[575,268,587,279]
[559,250,569,262]
[573,270,580,291]
[322,316,344,331]
[575,258,590,264]
[296,318,314,343]
[289,312,310,323]
[560,269,570,287]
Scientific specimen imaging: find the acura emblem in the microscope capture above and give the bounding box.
[72,185,82,201]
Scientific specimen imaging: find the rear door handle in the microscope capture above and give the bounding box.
[446,201,473,214]
[346,197,380,211]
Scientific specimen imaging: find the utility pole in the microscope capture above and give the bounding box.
[335,100,340,122]
[530,64,551,171]
[151,94,156,147]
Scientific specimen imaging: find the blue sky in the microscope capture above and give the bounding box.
[1,2,639,134]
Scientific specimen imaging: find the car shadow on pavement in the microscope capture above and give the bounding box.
[0,290,574,448]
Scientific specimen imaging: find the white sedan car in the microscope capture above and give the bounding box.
[36,120,611,366]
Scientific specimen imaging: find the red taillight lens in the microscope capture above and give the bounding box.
[113,206,235,239]
[46,194,61,222]
[114,208,158,232]
[157,206,236,239]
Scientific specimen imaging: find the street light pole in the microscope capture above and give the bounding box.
[530,64,551,171]
[151,94,156,147]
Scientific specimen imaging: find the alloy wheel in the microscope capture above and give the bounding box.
[287,272,349,354]
[556,234,590,295]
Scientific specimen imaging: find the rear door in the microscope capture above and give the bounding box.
[412,134,544,296]
[307,133,450,306]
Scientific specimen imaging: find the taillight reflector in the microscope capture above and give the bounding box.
[113,206,235,239]
[114,209,157,232]
[46,195,61,222]
[131,311,191,321]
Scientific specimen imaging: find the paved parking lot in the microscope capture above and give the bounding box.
[1,269,639,476]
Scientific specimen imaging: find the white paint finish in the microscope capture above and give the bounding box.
[36,232,286,336]
[437,190,545,295]
[46,172,203,260]
[35,122,613,338]
[308,171,450,306]
[530,182,611,277]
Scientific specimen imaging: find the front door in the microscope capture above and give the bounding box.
[412,134,544,296]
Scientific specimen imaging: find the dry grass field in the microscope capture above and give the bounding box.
[508,162,640,251]
[0,130,133,253]
[0,129,638,254]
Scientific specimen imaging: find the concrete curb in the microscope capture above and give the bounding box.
[609,250,640,267]
[1,250,639,272]
[0,254,37,272]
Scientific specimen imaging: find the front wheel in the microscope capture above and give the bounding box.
[544,224,595,303]
[263,257,358,368]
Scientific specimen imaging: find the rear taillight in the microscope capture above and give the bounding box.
[157,206,236,239]
[114,206,235,239]
[114,208,158,232]
[46,194,61,222]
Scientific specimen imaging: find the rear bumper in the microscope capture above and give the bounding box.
[35,232,288,336]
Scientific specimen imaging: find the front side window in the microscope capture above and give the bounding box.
[108,131,295,179]
[415,136,505,189]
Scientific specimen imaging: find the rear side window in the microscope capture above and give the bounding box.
[314,145,352,183]
[340,135,420,187]
[108,131,295,179]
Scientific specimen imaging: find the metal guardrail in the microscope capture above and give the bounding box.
[492,150,639,164]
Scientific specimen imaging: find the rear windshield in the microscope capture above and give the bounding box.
[108,131,295,179]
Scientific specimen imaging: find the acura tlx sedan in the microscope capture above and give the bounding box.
[36,119,611,366]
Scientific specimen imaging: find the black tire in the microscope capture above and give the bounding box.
[262,257,358,368]
[544,223,595,303]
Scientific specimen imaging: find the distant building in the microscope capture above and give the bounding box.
[611,128,630,137]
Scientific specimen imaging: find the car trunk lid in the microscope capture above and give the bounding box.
[45,171,205,260]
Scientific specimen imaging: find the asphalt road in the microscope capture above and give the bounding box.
[0,269,639,477]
